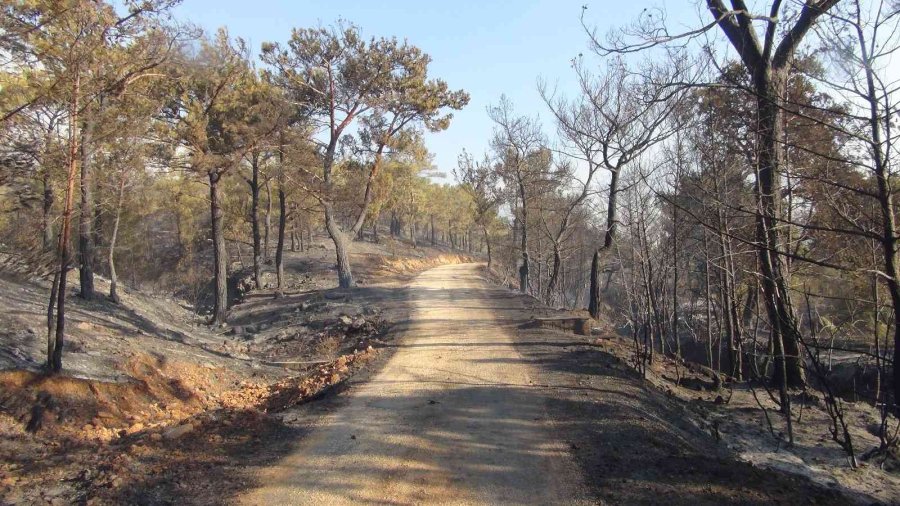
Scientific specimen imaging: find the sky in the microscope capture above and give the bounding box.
[168,0,692,180]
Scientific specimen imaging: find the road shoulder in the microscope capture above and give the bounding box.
[505,289,851,505]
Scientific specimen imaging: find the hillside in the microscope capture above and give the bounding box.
[0,236,474,504]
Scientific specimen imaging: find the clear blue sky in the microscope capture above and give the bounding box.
[169,0,688,179]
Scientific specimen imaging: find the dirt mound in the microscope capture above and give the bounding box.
[0,353,248,442]
[0,347,379,504]
[373,253,478,280]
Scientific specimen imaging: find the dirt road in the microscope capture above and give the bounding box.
[238,263,848,506]
[239,263,594,505]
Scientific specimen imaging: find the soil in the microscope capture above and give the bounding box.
[1,247,897,505]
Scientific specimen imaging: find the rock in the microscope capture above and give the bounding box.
[162,423,194,440]
[149,433,162,442]
[3,490,25,504]
[44,485,67,498]
[339,315,353,326]
[127,423,144,434]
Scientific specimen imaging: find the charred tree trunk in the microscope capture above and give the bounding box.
[325,202,354,288]
[108,171,126,304]
[209,171,228,325]
[47,75,80,373]
[546,244,561,306]
[264,178,273,263]
[672,197,680,359]
[518,197,529,294]
[589,168,620,318]
[275,183,287,298]
[78,113,96,300]
[42,171,53,250]
[320,135,355,288]
[754,69,804,389]
[249,155,263,289]
[704,0,837,390]
[862,39,900,411]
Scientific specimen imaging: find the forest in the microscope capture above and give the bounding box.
[1,0,899,503]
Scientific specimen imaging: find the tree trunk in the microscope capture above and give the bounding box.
[108,171,126,304]
[349,145,386,236]
[861,36,900,410]
[42,171,53,250]
[275,184,287,298]
[264,178,272,263]
[46,270,60,368]
[754,68,805,388]
[546,245,561,305]
[589,169,620,318]
[672,197,680,359]
[48,74,80,373]
[519,197,529,293]
[173,192,185,259]
[723,234,743,380]
[78,113,96,300]
[703,231,714,369]
[209,171,228,325]
[430,214,436,245]
[324,202,354,288]
[449,219,456,249]
[483,225,492,271]
[249,155,263,289]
